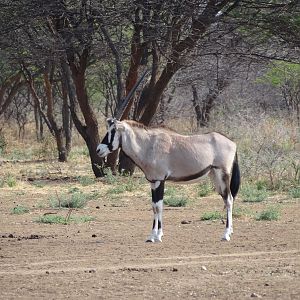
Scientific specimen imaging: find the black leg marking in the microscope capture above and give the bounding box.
[158,220,162,230]
[226,211,229,228]
[151,181,165,203]
[152,219,156,230]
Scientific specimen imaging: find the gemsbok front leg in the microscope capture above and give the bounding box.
[146,181,165,243]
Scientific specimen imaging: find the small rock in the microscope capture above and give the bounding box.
[251,293,262,298]
[8,234,14,238]
[92,234,97,238]
[201,266,207,271]
[96,206,100,209]
[181,220,191,224]
[45,271,49,274]
[171,267,178,272]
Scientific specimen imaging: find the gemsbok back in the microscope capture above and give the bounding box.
[97,118,240,242]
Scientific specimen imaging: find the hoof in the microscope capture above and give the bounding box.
[146,235,162,243]
[221,235,231,241]
[146,238,155,243]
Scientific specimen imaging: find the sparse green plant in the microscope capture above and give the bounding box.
[68,186,81,194]
[289,187,300,198]
[11,205,30,215]
[77,175,95,186]
[69,146,90,159]
[5,174,17,187]
[163,186,188,207]
[256,180,269,191]
[123,177,137,192]
[240,183,269,202]
[256,207,280,221]
[34,135,56,159]
[197,182,212,197]
[31,181,45,188]
[232,207,253,219]
[103,168,118,184]
[201,211,223,221]
[164,196,187,207]
[0,130,7,155]
[36,214,95,224]
[164,186,177,197]
[49,191,90,209]
[0,178,5,188]
[107,185,126,194]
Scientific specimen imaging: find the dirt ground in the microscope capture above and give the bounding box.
[0,160,299,300]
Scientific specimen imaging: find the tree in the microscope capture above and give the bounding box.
[259,61,300,125]
[0,0,298,176]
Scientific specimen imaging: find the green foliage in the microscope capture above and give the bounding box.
[163,186,188,207]
[240,183,269,202]
[232,207,253,219]
[36,214,95,224]
[258,61,300,87]
[197,182,212,197]
[256,207,280,221]
[49,191,91,209]
[11,205,30,215]
[34,135,57,159]
[201,211,223,221]
[289,187,300,198]
[31,181,46,188]
[122,177,138,192]
[0,131,7,155]
[103,168,118,184]
[69,146,89,159]
[164,197,187,207]
[0,178,4,188]
[4,174,17,187]
[77,175,95,186]
[107,185,126,194]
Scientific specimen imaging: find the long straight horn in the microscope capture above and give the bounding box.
[114,69,150,120]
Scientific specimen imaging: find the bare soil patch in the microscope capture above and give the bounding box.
[0,161,299,299]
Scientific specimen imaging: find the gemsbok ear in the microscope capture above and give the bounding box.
[115,121,125,131]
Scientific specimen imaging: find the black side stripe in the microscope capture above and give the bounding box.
[168,165,218,182]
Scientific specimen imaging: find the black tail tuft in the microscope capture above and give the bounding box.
[230,153,241,199]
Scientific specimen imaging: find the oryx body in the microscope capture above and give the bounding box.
[97,119,240,242]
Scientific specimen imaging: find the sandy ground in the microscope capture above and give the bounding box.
[0,161,299,300]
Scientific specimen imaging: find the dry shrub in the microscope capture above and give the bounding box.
[34,134,57,160]
[191,107,300,191]
[167,113,299,191]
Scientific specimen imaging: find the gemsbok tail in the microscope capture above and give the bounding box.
[230,152,240,199]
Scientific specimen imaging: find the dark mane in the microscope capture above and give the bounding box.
[124,120,177,133]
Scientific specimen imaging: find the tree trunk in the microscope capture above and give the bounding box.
[61,77,72,154]
[43,70,68,162]
[34,101,43,141]
[66,55,105,177]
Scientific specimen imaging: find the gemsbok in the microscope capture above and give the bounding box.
[97,118,240,242]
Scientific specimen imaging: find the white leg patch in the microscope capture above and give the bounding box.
[222,194,233,241]
[146,200,164,243]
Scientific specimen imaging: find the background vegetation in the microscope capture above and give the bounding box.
[0,1,299,195]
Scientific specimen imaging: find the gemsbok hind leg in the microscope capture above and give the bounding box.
[210,169,233,241]
[146,181,165,243]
